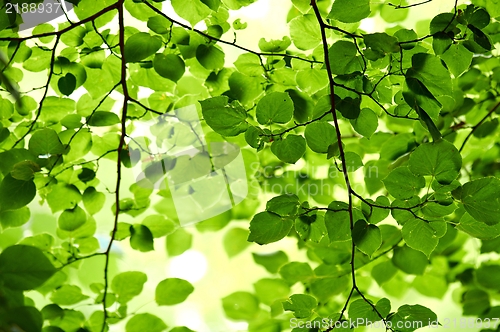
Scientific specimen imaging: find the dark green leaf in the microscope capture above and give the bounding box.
[130,224,155,252]
[153,54,185,82]
[353,220,382,257]
[196,45,225,70]
[0,175,36,212]
[58,73,77,96]
[0,245,56,290]
[88,111,120,126]
[124,33,162,63]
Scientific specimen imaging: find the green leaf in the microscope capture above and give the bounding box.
[147,15,171,34]
[429,13,456,35]
[476,264,500,290]
[248,212,293,245]
[361,196,390,224]
[256,92,294,125]
[112,271,147,304]
[153,54,185,82]
[462,289,490,316]
[296,68,329,94]
[328,0,370,23]
[28,128,65,156]
[380,0,409,22]
[126,313,167,332]
[0,245,56,290]
[432,32,452,55]
[5,306,43,332]
[58,73,77,96]
[252,251,288,273]
[196,45,225,70]
[456,212,500,240]
[289,14,321,50]
[0,175,36,212]
[328,41,363,75]
[223,228,250,258]
[403,77,442,122]
[166,228,192,257]
[170,328,195,332]
[234,53,264,77]
[392,245,428,275]
[10,161,40,181]
[142,215,176,238]
[388,304,438,332]
[0,207,31,229]
[472,0,500,18]
[406,53,452,99]
[270,135,306,164]
[258,36,291,52]
[155,278,194,306]
[279,262,314,285]
[350,108,378,138]
[402,219,444,258]
[364,33,399,56]
[348,299,381,324]
[83,187,105,215]
[88,111,120,126]
[233,18,247,30]
[253,278,289,305]
[383,167,425,199]
[408,139,462,184]
[413,273,448,298]
[222,291,259,320]
[304,122,337,153]
[58,206,87,232]
[325,201,351,242]
[171,0,211,26]
[352,220,382,257]
[371,260,397,285]
[282,294,317,319]
[50,285,89,305]
[266,194,300,217]
[124,33,162,63]
[459,178,500,225]
[200,96,248,136]
[130,224,155,252]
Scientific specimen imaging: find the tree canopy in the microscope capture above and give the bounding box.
[1,0,500,331]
